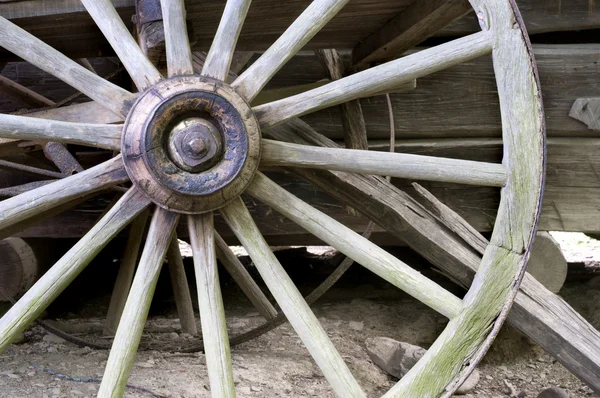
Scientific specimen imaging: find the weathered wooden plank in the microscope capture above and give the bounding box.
[443,0,600,36]
[352,0,472,66]
[254,31,493,129]
[265,46,600,140]
[412,182,487,255]
[0,75,55,108]
[2,1,600,60]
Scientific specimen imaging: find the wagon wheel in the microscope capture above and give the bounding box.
[0,0,544,396]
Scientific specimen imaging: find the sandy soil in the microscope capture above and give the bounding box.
[1,241,599,398]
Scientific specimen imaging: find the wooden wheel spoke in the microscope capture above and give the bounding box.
[166,234,198,335]
[0,188,150,353]
[25,101,125,124]
[0,156,128,232]
[0,16,136,118]
[202,0,252,81]
[0,114,122,150]
[254,31,493,129]
[220,197,366,398]
[261,139,508,187]
[160,0,194,77]
[103,210,150,336]
[99,207,180,397]
[246,172,463,319]
[188,212,235,397]
[81,0,163,91]
[215,231,278,320]
[232,0,350,102]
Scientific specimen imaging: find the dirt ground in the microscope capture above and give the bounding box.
[1,239,600,398]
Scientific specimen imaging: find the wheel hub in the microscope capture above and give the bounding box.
[122,75,261,214]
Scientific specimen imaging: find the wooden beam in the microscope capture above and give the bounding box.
[352,0,472,67]
[1,1,600,60]
[315,49,368,150]
[0,75,55,108]
[166,234,198,335]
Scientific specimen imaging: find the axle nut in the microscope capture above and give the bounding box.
[168,118,223,173]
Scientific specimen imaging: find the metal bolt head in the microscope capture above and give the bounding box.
[168,118,223,173]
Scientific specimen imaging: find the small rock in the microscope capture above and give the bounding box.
[168,332,179,340]
[349,321,364,331]
[537,387,569,398]
[9,333,25,345]
[250,385,262,392]
[137,360,155,368]
[0,372,21,380]
[180,333,193,339]
[43,334,66,344]
[365,337,426,378]
[454,369,480,395]
[47,346,58,353]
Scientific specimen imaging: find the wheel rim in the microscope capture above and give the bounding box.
[0,0,545,397]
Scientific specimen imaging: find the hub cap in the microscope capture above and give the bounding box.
[122,75,261,214]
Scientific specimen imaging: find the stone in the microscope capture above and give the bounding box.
[168,332,179,340]
[365,337,426,378]
[43,334,66,344]
[537,387,569,398]
[454,369,480,395]
[349,321,364,331]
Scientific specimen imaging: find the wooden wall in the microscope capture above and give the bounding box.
[2,1,600,241]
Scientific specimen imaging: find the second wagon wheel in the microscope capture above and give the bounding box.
[0,0,544,397]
